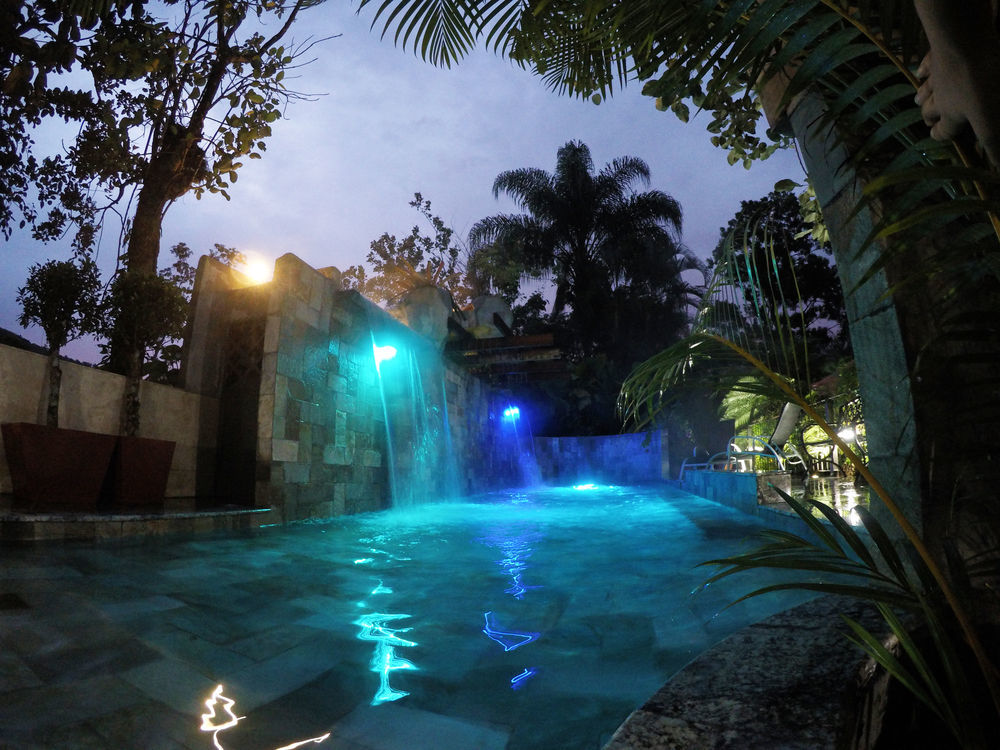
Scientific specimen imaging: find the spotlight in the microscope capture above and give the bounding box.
[836,427,856,442]
[373,343,397,372]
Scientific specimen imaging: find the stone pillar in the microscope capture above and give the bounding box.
[391,285,454,350]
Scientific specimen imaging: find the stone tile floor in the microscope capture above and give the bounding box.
[0,487,812,750]
[0,532,516,750]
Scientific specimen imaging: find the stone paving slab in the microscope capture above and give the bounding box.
[331,703,510,750]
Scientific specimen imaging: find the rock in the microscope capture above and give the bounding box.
[393,285,454,349]
[470,295,513,338]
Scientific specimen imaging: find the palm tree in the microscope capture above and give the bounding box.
[469,140,698,357]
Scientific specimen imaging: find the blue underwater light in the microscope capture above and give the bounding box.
[502,405,520,421]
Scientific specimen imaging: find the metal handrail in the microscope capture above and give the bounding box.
[727,435,788,471]
[680,435,807,480]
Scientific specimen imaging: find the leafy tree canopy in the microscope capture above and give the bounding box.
[342,193,474,309]
[469,139,700,361]
[16,252,102,356]
[710,189,850,369]
[3,0,325,272]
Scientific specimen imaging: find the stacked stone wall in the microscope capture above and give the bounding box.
[531,431,668,485]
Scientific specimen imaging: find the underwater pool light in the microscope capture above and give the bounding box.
[502,405,520,421]
[373,343,397,372]
[572,483,597,491]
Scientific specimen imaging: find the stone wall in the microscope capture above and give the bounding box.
[249,253,505,521]
[681,469,794,524]
[531,430,668,485]
[252,255,387,520]
[0,343,217,500]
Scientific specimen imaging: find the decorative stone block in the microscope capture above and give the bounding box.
[327,373,347,392]
[263,314,281,354]
[272,439,299,463]
[335,410,348,447]
[283,462,310,484]
[323,445,350,465]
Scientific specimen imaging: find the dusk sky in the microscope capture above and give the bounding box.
[1,2,805,361]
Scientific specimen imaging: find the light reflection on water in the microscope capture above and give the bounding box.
[200,684,331,749]
[353,612,418,705]
[192,484,813,749]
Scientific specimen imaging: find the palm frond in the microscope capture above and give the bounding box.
[703,485,996,747]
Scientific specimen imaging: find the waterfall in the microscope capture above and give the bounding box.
[372,332,462,508]
[499,402,542,487]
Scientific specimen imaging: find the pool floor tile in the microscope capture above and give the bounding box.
[120,657,220,715]
[331,703,510,750]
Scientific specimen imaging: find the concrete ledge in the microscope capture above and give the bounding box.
[0,506,277,542]
[603,596,882,750]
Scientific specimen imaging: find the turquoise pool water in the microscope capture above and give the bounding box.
[0,484,812,749]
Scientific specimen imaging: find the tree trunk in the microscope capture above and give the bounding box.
[786,92,1000,570]
[119,345,143,437]
[110,171,172,433]
[46,349,61,428]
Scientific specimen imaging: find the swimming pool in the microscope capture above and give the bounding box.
[0,484,813,749]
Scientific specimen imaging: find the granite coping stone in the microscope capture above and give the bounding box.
[603,596,882,750]
[0,506,277,542]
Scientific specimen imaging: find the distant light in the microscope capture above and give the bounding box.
[573,483,597,491]
[837,427,856,442]
[502,406,520,421]
[239,255,273,285]
[373,344,397,372]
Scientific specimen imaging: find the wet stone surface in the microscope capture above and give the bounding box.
[1,485,818,749]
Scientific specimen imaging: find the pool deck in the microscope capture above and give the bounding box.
[604,596,881,749]
[0,495,277,543]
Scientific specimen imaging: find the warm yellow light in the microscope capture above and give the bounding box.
[240,254,273,284]
[200,684,330,749]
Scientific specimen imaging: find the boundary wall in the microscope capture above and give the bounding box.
[0,343,217,502]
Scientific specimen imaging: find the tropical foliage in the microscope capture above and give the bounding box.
[342,193,474,309]
[711,189,848,367]
[16,253,103,427]
[705,488,998,748]
[469,140,701,360]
